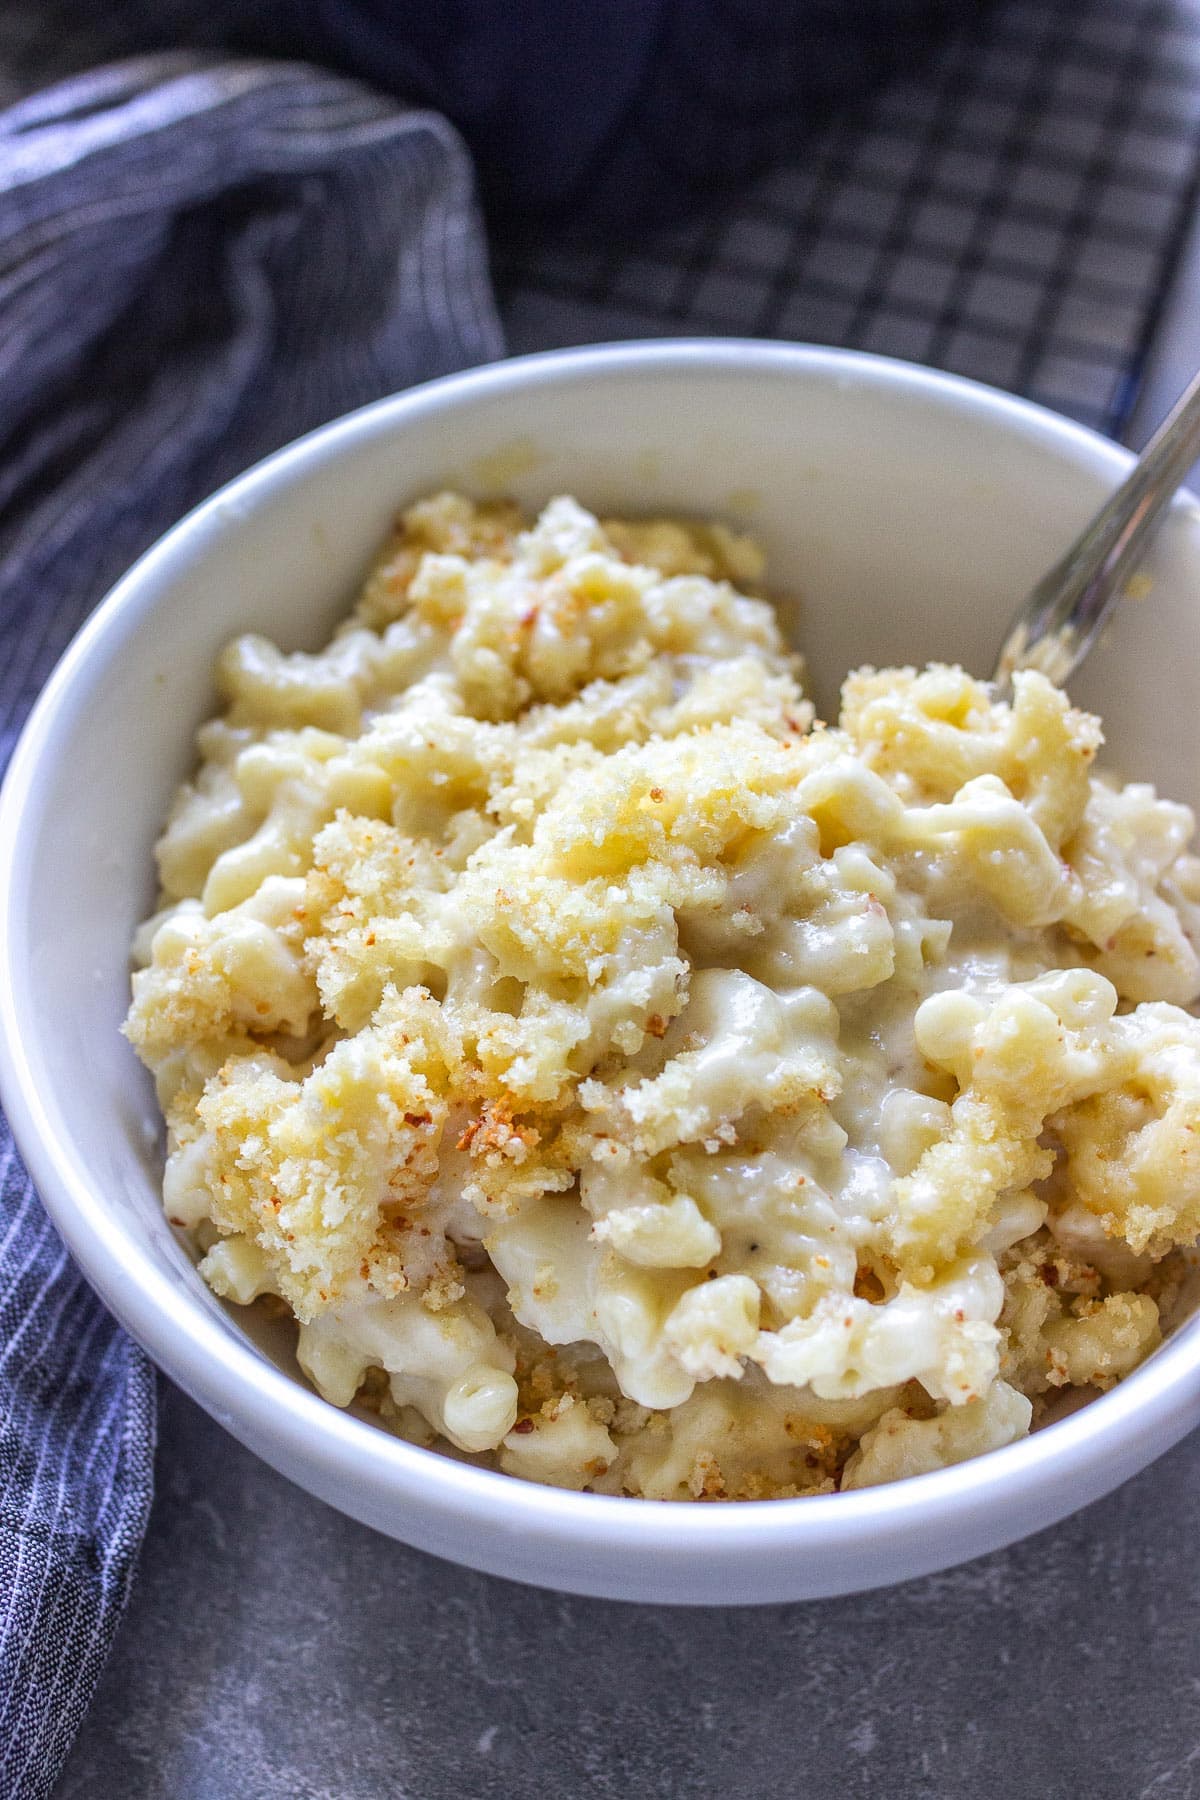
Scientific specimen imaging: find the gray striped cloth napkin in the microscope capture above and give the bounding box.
[0,53,500,1799]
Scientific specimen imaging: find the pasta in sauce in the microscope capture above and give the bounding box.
[125,493,1200,1499]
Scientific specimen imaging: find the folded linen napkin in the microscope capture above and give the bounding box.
[0,54,501,1798]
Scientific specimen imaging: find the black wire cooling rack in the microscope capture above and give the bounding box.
[498,0,1200,438]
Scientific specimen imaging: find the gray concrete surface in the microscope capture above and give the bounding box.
[55,1376,1200,1800]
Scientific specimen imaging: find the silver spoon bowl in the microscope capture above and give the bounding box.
[993,366,1200,696]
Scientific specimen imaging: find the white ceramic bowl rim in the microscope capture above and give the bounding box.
[1,338,1196,1566]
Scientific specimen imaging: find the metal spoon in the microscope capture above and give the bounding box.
[992,366,1200,697]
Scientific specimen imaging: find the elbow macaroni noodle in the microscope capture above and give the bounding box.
[126,492,1200,1499]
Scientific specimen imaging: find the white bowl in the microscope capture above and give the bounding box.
[3,341,1200,1606]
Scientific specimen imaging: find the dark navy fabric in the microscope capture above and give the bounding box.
[0,1,978,230]
[243,0,979,226]
[0,52,500,1798]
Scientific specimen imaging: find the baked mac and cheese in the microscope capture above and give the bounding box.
[125,493,1200,1499]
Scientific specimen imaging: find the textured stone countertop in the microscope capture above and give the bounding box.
[55,1376,1200,1800]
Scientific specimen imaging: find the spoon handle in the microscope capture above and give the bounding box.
[992,365,1200,696]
